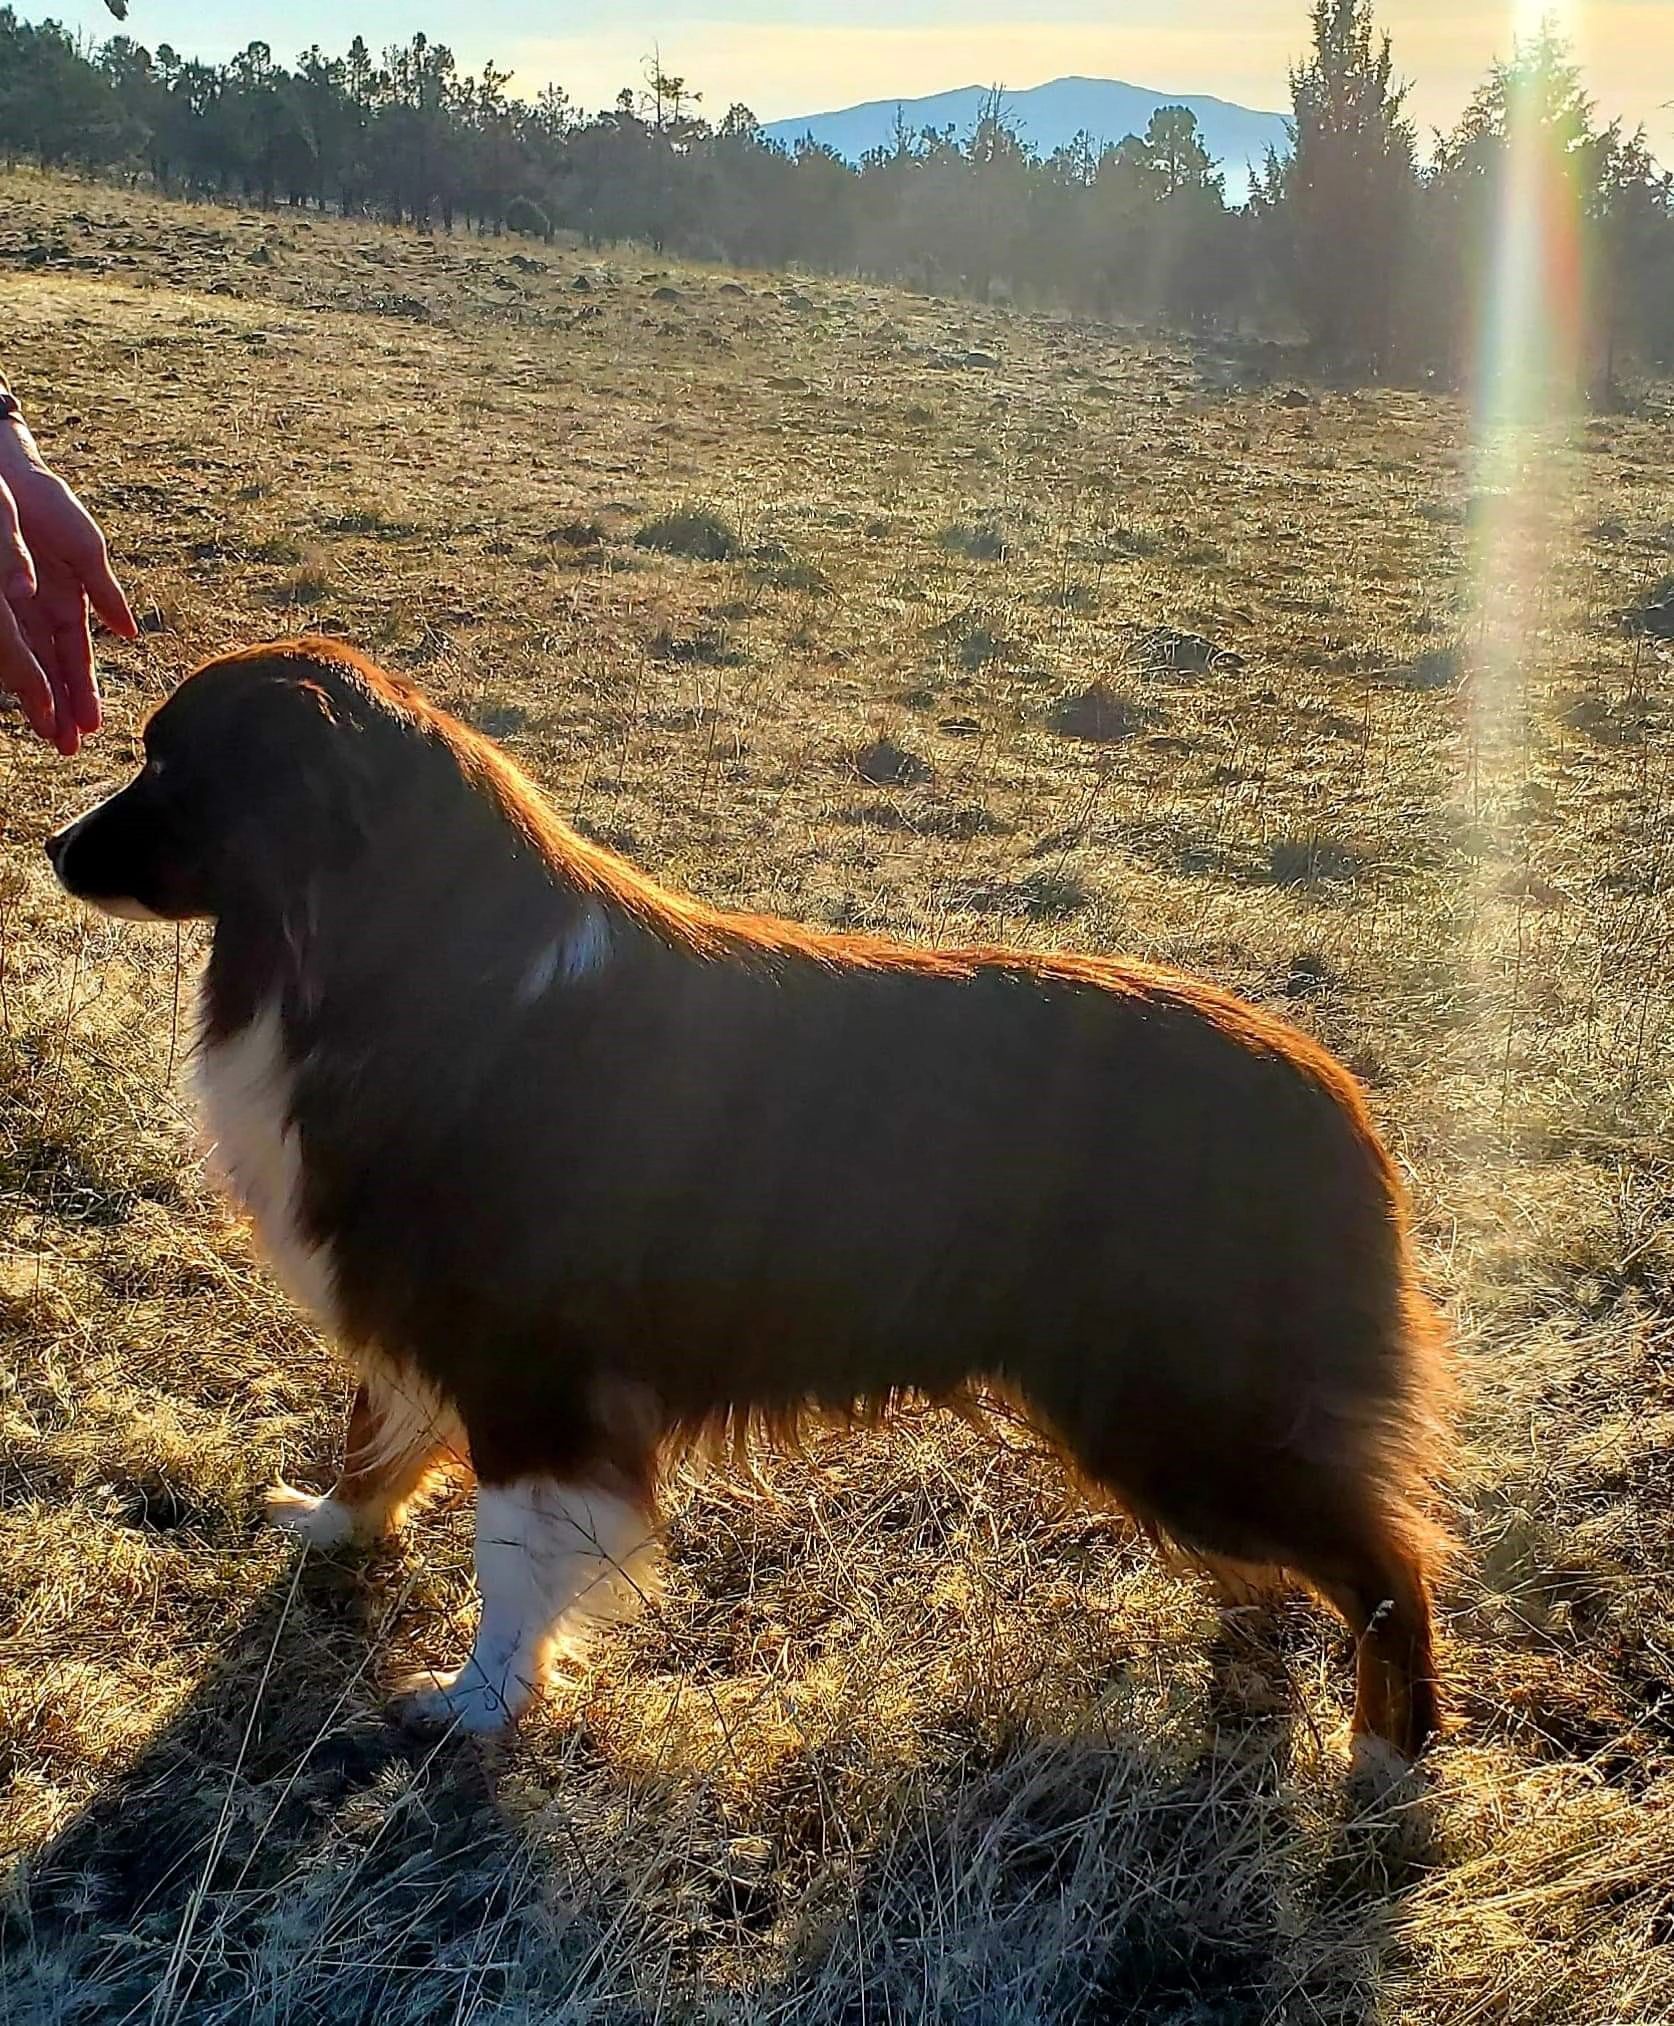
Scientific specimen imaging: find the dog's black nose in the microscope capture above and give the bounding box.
[44,827,68,871]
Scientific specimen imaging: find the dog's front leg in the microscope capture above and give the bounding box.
[393,1476,657,1734]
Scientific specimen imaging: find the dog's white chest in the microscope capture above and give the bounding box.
[195,1006,338,1325]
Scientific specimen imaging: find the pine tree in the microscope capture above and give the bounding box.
[1256,0,1417,370]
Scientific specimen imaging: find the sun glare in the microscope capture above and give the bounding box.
[1466,5,1590,1111]
[1478,5,1588,420]
[1451,7,1588,1126]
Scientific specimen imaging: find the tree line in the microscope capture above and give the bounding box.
[2,1,1670,384]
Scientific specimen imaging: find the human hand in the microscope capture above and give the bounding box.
[1,428,137,756]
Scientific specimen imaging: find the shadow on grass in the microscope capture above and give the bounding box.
[4,1553,537,2025]
[4,1547,1441,2025]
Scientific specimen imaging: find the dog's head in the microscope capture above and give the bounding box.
[46,640,423,923]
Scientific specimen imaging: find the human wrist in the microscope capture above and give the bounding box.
[0,385,41,476]
[0,421,43,485]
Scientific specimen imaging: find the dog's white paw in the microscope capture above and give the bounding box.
[264,1483,360,1548]
[391,1664,531,1736]
[1349,1731,1423,1794]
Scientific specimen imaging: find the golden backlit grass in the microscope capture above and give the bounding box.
[3,168,1674,2022]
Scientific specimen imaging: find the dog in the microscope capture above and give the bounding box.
[47,637,1450,1751]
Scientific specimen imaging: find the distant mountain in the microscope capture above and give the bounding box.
[763,76,1289,204]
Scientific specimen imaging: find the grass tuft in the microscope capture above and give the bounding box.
[937,515,1009,561]
[634,505,740,562]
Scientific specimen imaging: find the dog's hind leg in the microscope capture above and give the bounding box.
[1290,1514,1442,1762]
[266,1364,465,1547]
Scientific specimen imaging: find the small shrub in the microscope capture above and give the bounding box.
[749,541,828,594]
[1623,576,1674,641]
[1048,684,1157,742]
[473,699,530,738]
[931,608,1017,670]
[321,505,407,537]
[938,517,1009,562]
[545,519,607,550]
[504,195,550,240]
[1267,836,1364,886]
[635,507,740,563]
[647,623,742,666]
[1099,524,1162,559]
[959,869,1092,920]
[854,737,931,787]
[1397,644,1465,689]
[1132,627,1239,677]
[273,547,332,605]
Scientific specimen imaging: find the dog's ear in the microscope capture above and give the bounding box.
[196,673,387,960]
[209,670,396,997]
[291,678,381,856]
[233,672,380,861]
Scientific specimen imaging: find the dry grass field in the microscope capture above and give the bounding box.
[3,167,1674,2023]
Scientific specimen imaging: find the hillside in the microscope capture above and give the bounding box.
[2,170,1674,2024]
[763,74,1290,199]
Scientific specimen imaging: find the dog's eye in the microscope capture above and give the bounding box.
[144,757,167,781]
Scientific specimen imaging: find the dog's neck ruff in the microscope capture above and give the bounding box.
[193,1000,339,1328]
[191,873,617,1332]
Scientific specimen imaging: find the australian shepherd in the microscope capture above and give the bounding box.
[46,638,1450,1753]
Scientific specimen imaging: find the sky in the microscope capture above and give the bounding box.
[32,2,1673,153]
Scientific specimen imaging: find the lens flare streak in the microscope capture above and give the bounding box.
[1466,10,1589,1115]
